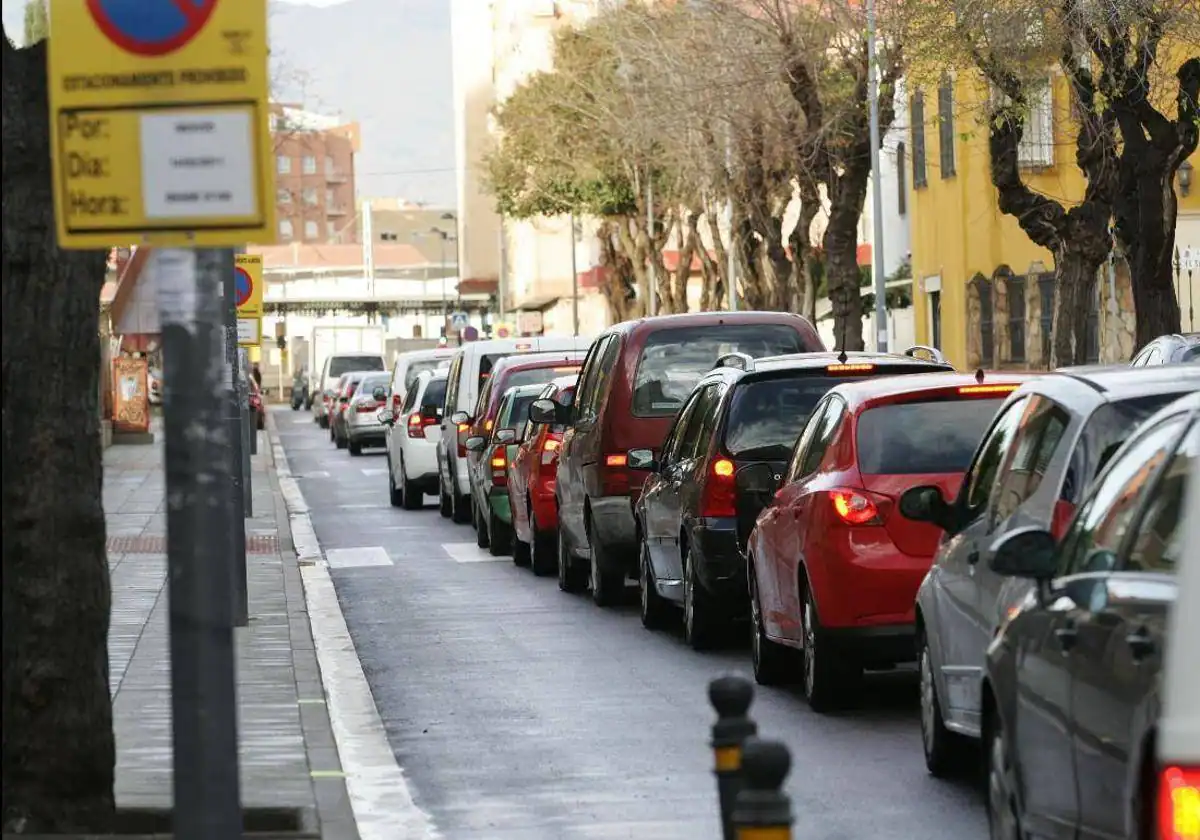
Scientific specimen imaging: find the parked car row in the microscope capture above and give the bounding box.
[313,320,1198,840]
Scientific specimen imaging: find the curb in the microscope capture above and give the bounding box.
[264,411,440,840]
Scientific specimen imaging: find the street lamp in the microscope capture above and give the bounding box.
[568,213,581,336]
[1180,160,1193,197]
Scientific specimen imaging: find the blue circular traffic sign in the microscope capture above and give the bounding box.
[234,266,253,308]
[87,0,219,57]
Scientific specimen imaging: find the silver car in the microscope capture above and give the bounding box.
[901,364,1200,777]
[345,373,391,456]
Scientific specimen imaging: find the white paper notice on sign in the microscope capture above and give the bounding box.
[237,319,261,345]
[139,110,258,220]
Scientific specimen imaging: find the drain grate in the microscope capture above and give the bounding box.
[107,534,278,555]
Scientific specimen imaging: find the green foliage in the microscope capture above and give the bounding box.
[23,0,48,45]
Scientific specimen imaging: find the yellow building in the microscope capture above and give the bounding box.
[907,67,1200,370]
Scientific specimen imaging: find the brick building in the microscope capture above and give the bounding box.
[271,104,361,244]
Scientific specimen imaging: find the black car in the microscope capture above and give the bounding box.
[982,391,1198,840]
[1130,332,1199,366]
[629,349,954,649]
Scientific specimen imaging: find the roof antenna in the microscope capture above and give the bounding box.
[837,317,848,365]
[975,368,985,383]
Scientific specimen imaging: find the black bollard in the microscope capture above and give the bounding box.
[732,737,793,840]
[709,674,758,840]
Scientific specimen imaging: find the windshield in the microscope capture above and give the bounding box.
[857,398,1007,474]
[405,359,446,390]
[632,324,808,417]
[330,356,384,378]
[723,375,848,461]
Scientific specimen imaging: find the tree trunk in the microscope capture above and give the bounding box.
[2,34,116,833]
[823,169,869,350]
[1050,243,1103,367]
[596,221,637,323]
[672,211,700,314]
[707,199,731,310]
[791,177,821,322]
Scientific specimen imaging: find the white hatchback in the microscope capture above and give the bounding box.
[385,369,446,510]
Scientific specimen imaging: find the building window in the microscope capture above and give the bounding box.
[279,218,293,240]
[276,155,292,175]
[929,290,942,349]
[1039,275,1054,363]
[1019,79,1055,168]
[1009,275,1027,362]
[325,155,335,175]
[302,187,318,206]
[380,232,398,241]
[302,155,317,175]
[277,188,291,205]
[911,92,927,188]
[896,141,907,215]
[938,75,956,178]
[327,221,338,241]
[979,277,994,365]
[325,188,335,207]
[304,220,319,240]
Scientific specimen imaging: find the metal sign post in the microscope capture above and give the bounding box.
[222,258,250,629]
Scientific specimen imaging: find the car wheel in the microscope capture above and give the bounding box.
[529,512,554,577]
[489,511,512,557]
[451,487,471,524]
[388,459,403,508]
[683,547,724,651]
[800,583,856,713]
[587,518,625,608]
[336,433,348,450]
[349,441,363,456]
[400,457,422,511]
[638,538,671,630]
[749,563,792,686]
[474,502,490,548]
[512,530,532,567]
[557,525,586,593]
[920,631,971,777]
[985,710,1023,840]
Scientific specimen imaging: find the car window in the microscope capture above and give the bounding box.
[421,378,446,411]
[552,386,576,434]
[856,397,1007,475]
[574,336,612,423]
[678,384,723,462]
[723,375,846,462]
[798,396,846,477]
[1144,347,1164,366]
[990,396,1071,522]
[478,353,512,392]
[1056,416,1188,577]
[786,399,830,484]
[1125,424,1197,573]
[444,355,463,412]
[360,374,390,392]
[329,356,383,378]
[499,393,538,437]
[631,324,808,417]
[401,381,420,413]
[1182,345,1200,363]
[962,396,1029,516]
[404,359,445,391]
[582,337,621,421]
[662,390,704,465]
[498,365,581,400]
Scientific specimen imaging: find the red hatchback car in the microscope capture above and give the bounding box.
[508,375,577,575]
[745,372,1030,711]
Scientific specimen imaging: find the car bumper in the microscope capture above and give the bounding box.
[822,624,917,666]
[692,518,747,611]
[487,487,512,523]
[348,425,386,445]
[531,482,558,530]
[589,495,636,570]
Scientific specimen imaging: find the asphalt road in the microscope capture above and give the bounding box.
[276,409,986,840]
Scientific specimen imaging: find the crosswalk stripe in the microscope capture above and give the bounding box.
[324,547,394,569]
[442,543,507,563]
[361,468,387,476]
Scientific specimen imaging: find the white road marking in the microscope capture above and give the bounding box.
[270,415,438,840]
[360,468,388,476]
[337,503,388,510]
[324,546,394,569]
[442,542,507,563]
[298,470,330,479]
[293,418,311,425]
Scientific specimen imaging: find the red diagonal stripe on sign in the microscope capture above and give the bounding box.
[169,0,208,25]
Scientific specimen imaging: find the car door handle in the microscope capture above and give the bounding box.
[1125,628,1155,661]
[1055,623,1078,651]
[967,549,980,565]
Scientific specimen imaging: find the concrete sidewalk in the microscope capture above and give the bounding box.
[103,419,359,838]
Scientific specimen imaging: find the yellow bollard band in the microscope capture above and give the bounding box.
[736,828,791,840]
[714,745,741,772]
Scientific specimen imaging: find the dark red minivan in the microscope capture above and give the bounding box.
[535,312,823,605]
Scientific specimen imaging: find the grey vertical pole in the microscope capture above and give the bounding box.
[156,248,244,839]
[867,0,889,352]
[222,256,250,628]
[440,234,448,333]
[569,213,580,336]
[239,349,254,516]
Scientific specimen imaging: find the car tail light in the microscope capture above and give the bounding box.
[541,436,561,466]
[485,419,494,432]
[829,488,884,526]
[391,393,403,413]
[407,412,427,438]
[457,423,469,457]
[605,453,626,467]
[957,384,1018,395]
[490,449,508,486]
[599,453,631,496]
[699,457,737,518]
[827,363,875,373]
[1158,765,1199,840]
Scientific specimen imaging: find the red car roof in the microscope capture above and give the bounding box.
[830,371,1037,410]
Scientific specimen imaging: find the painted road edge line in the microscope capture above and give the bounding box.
[266,411,440,840]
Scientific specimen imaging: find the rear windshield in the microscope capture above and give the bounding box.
[330,356,384,378]
[632,325,808,417]
[1182,345,1199,362]
[724,376,848,461]
[857,398,1007,474]
[499,365,580,396]
[360,374,390,393]
[501,395,538,431]
[405,359,446,390]
[421,378,447,409]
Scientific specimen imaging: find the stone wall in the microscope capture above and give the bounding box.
[1099,256,1137,363]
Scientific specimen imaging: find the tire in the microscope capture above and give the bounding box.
[336,433,348,450]
[489,511,511,557]
[388,460,403,508]
[749,563,792,686]
[512,531,532,567]
[399,457,422,511]
[475,503,491,548]
[800,582,858,713]
[919,630,972,777]
[529,513,554,577]
[985,709,1023,840]
[451,486,471,524]
[587,518,625,608]
[557,525,586,593]
[349,441,363,456]
[319,414,328,429]
[638,538,672,630]
[439,482,453,518]
[683,547,722,651]
[257,413,265,431]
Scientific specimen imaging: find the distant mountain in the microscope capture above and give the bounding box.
[269,0,456,207]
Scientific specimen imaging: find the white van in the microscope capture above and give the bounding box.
[437,336,591,523]
[385,348,456,420]
[312,351,387,428]
[1158,419,1200,836]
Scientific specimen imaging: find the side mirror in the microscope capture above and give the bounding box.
[420,404,440,422]
[898,485,957,533]
[529,398,560,425]
[627,448,658,471]
[372,386,387,401]
[464,435,487,452]
[495,428,517,444]
[988,527,1058,580]
[451,410,470,426]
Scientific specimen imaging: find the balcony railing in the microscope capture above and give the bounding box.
[326,205,348,217]
[324,170,349,184]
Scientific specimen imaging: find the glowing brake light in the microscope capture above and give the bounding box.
[1159,765,1200,840]
[827,363,875,373]
[490,448,508,486]
[490,453,507,469]
[457,422,470,432]
[516,342,532,350]
[713,458,735,477]
[554,367,579,372]
[958,384,1018,395]
[485,419,494,431]
[543,438,560,452]
[830,489,883,526]
[605,453,627,467]
[700,458,737,517]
